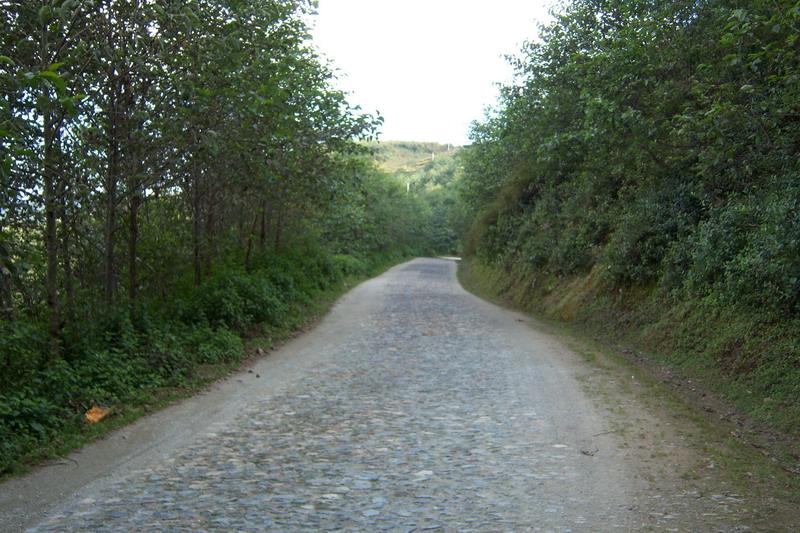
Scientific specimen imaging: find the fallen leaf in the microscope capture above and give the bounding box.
[85,406,109,424]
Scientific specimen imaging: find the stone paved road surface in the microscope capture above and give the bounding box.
[4,259,761,531]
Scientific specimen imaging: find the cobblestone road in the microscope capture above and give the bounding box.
[25,259,757,531]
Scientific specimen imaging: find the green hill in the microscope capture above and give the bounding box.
[369,141,459,174]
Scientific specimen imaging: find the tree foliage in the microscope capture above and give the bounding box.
[0,0,436,473]
[1,0,392,325]
[369,141,464,255]
[461,0,800,315]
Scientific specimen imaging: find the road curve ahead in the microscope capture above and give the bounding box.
[9,258,752,531]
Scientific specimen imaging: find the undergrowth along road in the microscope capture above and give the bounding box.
[0,251,411,481]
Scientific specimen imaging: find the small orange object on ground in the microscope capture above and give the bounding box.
[84,406,109,424]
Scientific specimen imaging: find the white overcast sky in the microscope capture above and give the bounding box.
[309,1,554,145]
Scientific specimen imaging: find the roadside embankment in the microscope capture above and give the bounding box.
[458,258,800,479]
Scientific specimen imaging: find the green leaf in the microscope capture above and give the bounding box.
[0,55,14,66]
[723,54,741,66]
[38,5,53,24]
[720,33,737,47]
[1,156,11,177]
[37,70,66,93]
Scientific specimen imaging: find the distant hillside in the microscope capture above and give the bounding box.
[369,141,459,174]
[364,141,464,255]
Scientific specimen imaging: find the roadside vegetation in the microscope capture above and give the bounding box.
[0,1,447,475]
[5,0,798,481]
[370,141,465,255]
[458,0,800,444]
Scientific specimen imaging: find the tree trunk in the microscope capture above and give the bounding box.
[58,166,74,320]
[104,96,119,305]
[44,107,61,343]
[203,192,214,276]
[192,172,202,287]
[62,224,74,319]
[244,212,259,269]
[128,191,140,301]
[40,22,61,347]
[258,200,269,252]
[0,233,12,320]
[273,208,283,252]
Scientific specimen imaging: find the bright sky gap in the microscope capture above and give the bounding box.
[310,0,554,145]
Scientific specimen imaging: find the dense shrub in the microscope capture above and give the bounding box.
[603,198,680,285]
[331,254,369,278]
[0,391,64,470]
[0,321,48,392]
[457,0,800,437]
[550,223,595,276]
[722,187,800,314]
[188,326,244,365]
[682,203,756,295]
[75,349,149,406]
[461,0,800,316]
[263,264,301,301]
[180,271,283,330]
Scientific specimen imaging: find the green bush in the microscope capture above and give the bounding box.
[32,358,80,407]
[141,326,191,383]
[549,224,594,276]
[75,349,149,406]
[0,321,48,392]
[190,271,285,330]
[682,203,755,295]
[331,254,368,277]
[722,188,800,314]
[603,190,694,285]
[0,389,64,472]
[0,390,63,441]
[189,326,243,364]
[263,265,301,301]
[299,253,339,290]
